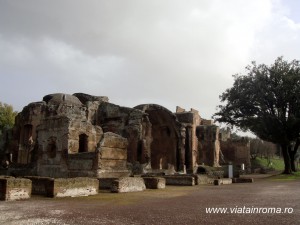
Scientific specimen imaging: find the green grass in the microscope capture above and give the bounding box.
[271,171,300,181]
[251,157,285,171]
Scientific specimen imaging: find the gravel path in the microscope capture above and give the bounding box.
[1,178,299,225]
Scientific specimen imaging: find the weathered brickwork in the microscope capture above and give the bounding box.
[0,93,223,177]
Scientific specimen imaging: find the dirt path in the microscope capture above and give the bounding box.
[1,179,299,225]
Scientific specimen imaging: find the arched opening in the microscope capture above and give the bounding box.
[135,104,180,170]
[197,166,207,174]
[79,134,88,153]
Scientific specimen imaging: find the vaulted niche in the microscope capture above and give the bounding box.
[144,106,180,170]
[79,134,88,153]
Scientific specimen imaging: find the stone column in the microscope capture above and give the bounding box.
[178,126,186,171]
[185,125,193,171]
[141,115,152,164]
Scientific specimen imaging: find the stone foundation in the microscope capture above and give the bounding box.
[0,177,32,201]
[164,175,195,186]
[111,177,146,193]
[232,178,254,183]
[143,177,166,189]
[213,178,232,185]
[98,178,117,189]
[196,175,213,184]
[24,176,54,195]
[97,132,131,178]
[46,177,99,197]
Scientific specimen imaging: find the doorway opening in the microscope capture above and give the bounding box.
[79,134,88,153]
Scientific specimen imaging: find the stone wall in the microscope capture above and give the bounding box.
[98,102,150,165]
[164,175,195,186]
[136,104,183,171]
[111,177,146,193]
[24,176,53,195]
[175,108,201,171]
[197,125,220,167]
[45,177,99,198]
[1,93,221,178]
[14,102,46,164]
[97,132,130,178]
[0,177,32,201]
[67,152,98,177]
[220,139,251,166]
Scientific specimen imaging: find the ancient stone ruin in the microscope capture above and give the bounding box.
[0,93,223,178]
[219,128,251,169]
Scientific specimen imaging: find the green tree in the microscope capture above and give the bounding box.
[0,101,17,131]
[214,57,300,174]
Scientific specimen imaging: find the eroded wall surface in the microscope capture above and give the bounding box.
[197,125,220,167]
[1,93,222,177]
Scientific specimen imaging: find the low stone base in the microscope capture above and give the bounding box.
[24,176,53,195]
[46,177,99,198]
[232,178,254,183]
[97,170,131,178]
[178,174,202,185]
[197,175,214,184]
[0,177,32,201]
[164,175,195,186]
[141,172,165,177]
[98,178,118,189]
[143,177,166,189]
[111,177,146,193]
[213,178,232,186]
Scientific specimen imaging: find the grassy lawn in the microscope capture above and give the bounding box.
[271,171,300,181]
[252,156,300,180]
[251,156,285,171]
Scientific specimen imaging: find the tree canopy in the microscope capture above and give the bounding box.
[0,101,17,131]
[214,57,300,173]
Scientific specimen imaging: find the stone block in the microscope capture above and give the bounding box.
[100,147,127,160]
[68,159,94,170]
[222,178,233,184]
[197,174,213,184]
[232,178,254,183]
[0,177,32,201]
[46,177,99,198]
[100,132,128,149]
[176,112,194,123]
[111,177,146,193]
[98,178,117,189]
[68,170,97,178]
[214,178,232,185]
[97,170,131,178]
[164,175,195,186]
[214,179,221,185]
[99,159,127,169]
[24,176,53,195]
[141,172,165,177]
[143,177,166,189]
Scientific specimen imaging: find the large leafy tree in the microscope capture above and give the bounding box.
[0,101,17,131]
[214,57,300,174]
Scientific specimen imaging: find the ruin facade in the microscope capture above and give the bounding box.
[219,129,251,167]
[0,93,221,178]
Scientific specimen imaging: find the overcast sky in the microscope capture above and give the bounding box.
[1,0,300,121]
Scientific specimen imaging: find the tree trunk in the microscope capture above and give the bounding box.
[290,139,300,172]
[281,144,292,174]
[288,147,296,172]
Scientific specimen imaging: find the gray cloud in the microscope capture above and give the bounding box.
[0,0,300,120]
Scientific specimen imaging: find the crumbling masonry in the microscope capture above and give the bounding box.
[1,93,221,178]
